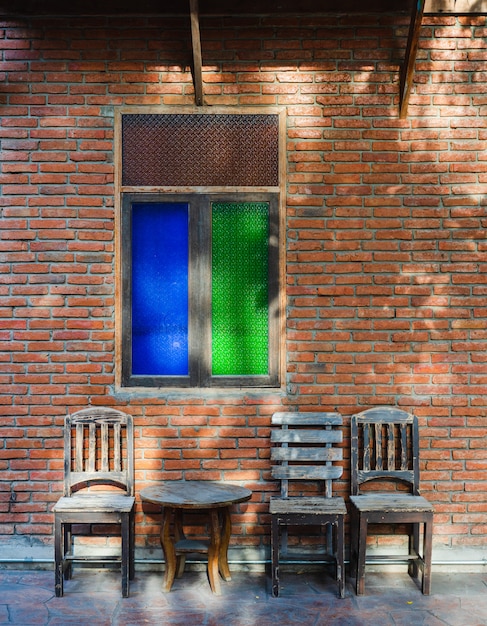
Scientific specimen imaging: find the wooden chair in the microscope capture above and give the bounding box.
[349,406,433,595]
[270,411,346,598]
[53,407,136,598]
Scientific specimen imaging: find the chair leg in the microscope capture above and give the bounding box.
[408,523,420,579]
[54,515,64,597]
[356,514,368,595]
[64,523,72,580]
[349,506,359,591]
[271,516,280,598]
[121,513,130,598]
[422,516,433,595]
[129,510,135,581]
[336,518,345,598]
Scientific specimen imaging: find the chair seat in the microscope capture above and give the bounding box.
[270,496,347,516]
[54,493,135,514]
[349,493,433,514]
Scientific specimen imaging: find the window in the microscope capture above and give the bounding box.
[118,111,283,389]
[121,193,279,388]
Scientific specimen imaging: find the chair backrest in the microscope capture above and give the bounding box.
[351,406,420,496]
[271,412,343,499]
[64,407,134,497]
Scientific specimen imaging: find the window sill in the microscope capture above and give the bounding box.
[109,384,286,402]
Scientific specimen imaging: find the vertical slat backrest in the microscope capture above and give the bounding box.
[64,407,134,497]
[271,412,343,499]
[351,406,419,496]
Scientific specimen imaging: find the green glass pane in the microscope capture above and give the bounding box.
[212,202,269,376]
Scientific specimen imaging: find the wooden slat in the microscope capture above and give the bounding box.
[101,422,109,472]
[88,423,96,473]
[399,0,426,118]
[281,423,289,498]
[114,423,121,472]
[356,407,413,424]
[189,0,204,106]
[272,412,342,426]
[75,424,84,472]
[363,423,370,471]
[271,429,342,444]
[400,423,408,470]
[375,423,383,471]
[68,471,129,489]
[272,466,343,481]
[271,447,343,462]
[387,423,394,470]
[357,469,415,484]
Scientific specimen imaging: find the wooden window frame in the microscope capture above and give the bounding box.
[120,191,280,389]
[115,106,286,392]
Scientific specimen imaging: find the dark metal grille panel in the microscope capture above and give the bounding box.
[122,113,279,187]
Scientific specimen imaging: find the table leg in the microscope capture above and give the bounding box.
[160,506,177,593]
[174,509,186,578]
[208,508,222,595]
[218,507,232,581]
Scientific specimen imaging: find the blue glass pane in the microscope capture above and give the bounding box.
[131,203,189,376]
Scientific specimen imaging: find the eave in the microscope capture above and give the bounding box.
[1,1,485,117]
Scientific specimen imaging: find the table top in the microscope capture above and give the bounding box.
[140,481,252,509]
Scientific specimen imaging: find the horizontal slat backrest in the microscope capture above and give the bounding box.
[64,407,134,497]
[271,429,342,444]
[351,406,419,496]
[272,447,342,463]
[271,412,343,499]
[272,412,343,426]
[272,466,343,481]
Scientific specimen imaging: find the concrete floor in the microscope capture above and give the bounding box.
[0,566,486,625]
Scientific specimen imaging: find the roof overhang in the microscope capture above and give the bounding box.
[3,0,486,16]
[2,1,485,117]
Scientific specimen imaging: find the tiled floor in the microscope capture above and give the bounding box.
[0,567,486,625]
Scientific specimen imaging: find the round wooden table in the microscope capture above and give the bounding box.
[140,481,252,595]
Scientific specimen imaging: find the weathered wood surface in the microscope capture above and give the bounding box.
[140,481,251,595]
[349,406,433,596]
[270,411,346,599]
[53,493,135,513]
[54,407,135,599]
[189,0,204,106]
[65,406,134,497]
[272,411,342,426]
[349,493,433,512]
[140,481,252,509]
[272,429,342,443]
[351,406,419,496]
[270,496,347,515]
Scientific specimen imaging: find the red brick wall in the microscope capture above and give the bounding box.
[1,11,486,560]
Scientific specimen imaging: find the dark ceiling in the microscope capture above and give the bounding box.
[1,0,414,17]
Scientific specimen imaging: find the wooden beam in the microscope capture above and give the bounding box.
[399,0,426,118]
[189,0,204,106]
